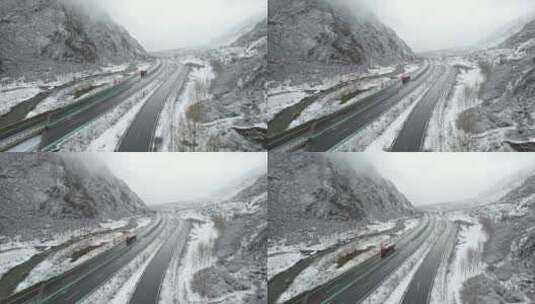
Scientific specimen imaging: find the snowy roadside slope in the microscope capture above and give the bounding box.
[165,174,267,304]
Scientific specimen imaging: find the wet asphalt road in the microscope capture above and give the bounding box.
[284,216,437,304]
[39,61,167,151]
[3,216,165,304]
[117,64,189,152]
[304,64,438,152]
[401,220,456,304]
[129,220,191,304]
[391,64,457,152]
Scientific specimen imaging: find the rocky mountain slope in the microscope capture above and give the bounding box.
[268,0,415,84]
[0,0,147,78]
[192,174,267,303]
[202,18,267,150]
[467,172,535,302]
[462,16,535,150]
[0,154,149,238]
[269,153,415,244]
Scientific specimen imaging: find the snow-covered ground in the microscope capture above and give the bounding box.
[0,87,42,116]
[424,59,484,151]
[0,248,40,280]
[155,59,214,152]
[28,74,128,118]
[174,217,218,303]
[441,213,488,304]
[16,231,124,291]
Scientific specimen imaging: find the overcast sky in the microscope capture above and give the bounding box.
[339,153,535,206]
[93,0,266,51]
[86,153,266,206]
[360,0,535,51]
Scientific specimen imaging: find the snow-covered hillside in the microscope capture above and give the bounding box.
[268,0,415,84]
[0,0,147,78]
[268,153,416,246]
[0,154,150,239]
[162,174,267,304]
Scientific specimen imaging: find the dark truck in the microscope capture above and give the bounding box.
[379,242,395,258]
[126,234,137,246]
[401,72,411,84]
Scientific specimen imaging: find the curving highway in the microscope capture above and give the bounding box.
[391,64,457,152]
[267,60,458,152]
[117,63,189,152]
[401,219,457,304]
[282,216,437,304]
[129,219,191,304]
[1,215,166,304]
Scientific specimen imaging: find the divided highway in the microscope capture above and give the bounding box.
[266,62,434,151]
[39,61,172,151]
[0,61,163,151]
[283,216,436,304]
[2,215,165,304]
[129,220,191,304]
[391,65,457,151]
[401,220,456,304]
[267,60,458,152]
[118,64,189,152]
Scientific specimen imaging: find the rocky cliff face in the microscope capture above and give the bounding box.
[269,153,415,243]
[202,18,267,151]
[193,174,267,303]
[468,171,535,301]
[463,17,535,147]
[0,0,147,77]
[268,0,415,83]
[0,154,149,237]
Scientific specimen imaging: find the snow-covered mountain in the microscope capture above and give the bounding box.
[478,12,535,48]
[268,0,415,83]
[461,15,535,149]
[0,0,147,77]
[466,172,535,302]
[192,174,267,303]
[0,154,149,238]
[202,19,267,150]
[269,153,415,243]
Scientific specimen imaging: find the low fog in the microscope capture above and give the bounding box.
[339,153,535,206]
[77,153,266,206]
[350,0,535,51]
[91,0,266,51]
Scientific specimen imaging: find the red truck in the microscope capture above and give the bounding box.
[401,73,411,84]
[379,242,395,258]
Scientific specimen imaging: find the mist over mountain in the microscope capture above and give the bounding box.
[268,0,415,83]
[268,153,415,244]
[0,0,147,77]
[0,154,149,238]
